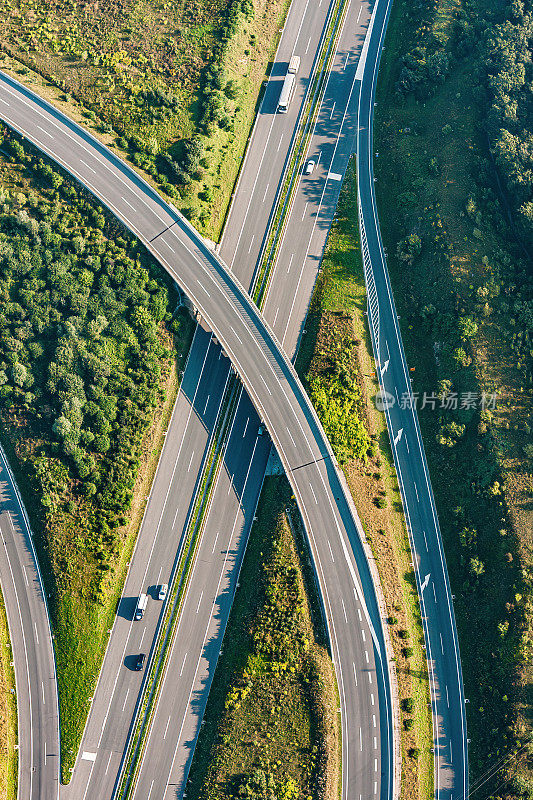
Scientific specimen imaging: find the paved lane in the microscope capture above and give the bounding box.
[356,0,468,796]
[0,447,59,800]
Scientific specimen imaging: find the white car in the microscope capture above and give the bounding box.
[157,584,168,601]
[304,159,316,175]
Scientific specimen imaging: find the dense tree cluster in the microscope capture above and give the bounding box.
[375,0,533,788]
[394,0,451,99]
[485,0,533,248]
[190,488,333,800]
[0,128,181,589]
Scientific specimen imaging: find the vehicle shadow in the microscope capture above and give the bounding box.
[124,654,143,671]
[116,596,137,621]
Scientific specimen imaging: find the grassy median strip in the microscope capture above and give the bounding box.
[118,374,241,798]
[0,588,17,800]
[184,476,340,800]
[295,159,433,800]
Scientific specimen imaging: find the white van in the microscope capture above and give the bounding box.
[134,593,148,620]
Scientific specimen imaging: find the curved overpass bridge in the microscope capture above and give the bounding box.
[0,69,395,800]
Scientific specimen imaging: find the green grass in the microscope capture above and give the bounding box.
[373,0,533,791]
[0,0,225,143]
[0,0,292,241]
[0,589,17,800]
[296,159,433,800]
[185,476,339,800]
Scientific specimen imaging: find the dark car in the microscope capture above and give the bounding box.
[134,653,146,671]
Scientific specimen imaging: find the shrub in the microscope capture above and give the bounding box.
[401,697,414,713]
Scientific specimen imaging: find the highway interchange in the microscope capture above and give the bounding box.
[0,0,468,798]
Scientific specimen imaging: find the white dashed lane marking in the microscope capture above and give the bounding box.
[179,652,187,677]
[327,540,335,562]
[79,158,96,174]
[341,598,348,623]
[37,125,53,138]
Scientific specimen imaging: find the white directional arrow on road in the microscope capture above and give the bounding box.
[393,428,403,446]
[421,573,431,593]
[380,358,389,377]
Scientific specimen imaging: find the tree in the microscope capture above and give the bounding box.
[396,233,422,265]
[470,557,485,577]
[458,316,478,340]
[11,362,27,387]
[52,415,72,438]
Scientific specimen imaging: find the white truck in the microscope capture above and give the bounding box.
[134,593,148,620]
[278,55,300,113]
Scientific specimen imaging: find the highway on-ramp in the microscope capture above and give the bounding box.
[0,44,394,800]
[0,446,60,800]
[356,0,469,796]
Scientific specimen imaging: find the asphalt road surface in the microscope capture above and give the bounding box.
[0,446,59,800]
[356,0,469,797]
[127,3,394,799]
[0,16,394,800]
[62,0,384,797]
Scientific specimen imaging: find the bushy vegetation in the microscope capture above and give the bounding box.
[0,0,290,237]
[186,478,338,800]
[296,161,433,800]
[376,0,533,794]
[307,333,370,464]
[485,0,533,251]
[0,0,232,143]
[0,127,192,778]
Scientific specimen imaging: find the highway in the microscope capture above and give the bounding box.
[0,0,469,792]
[0,446,60,800]
[355,0,469,796]
[62,0,380,796]
[0,14,395,799]
[124,2,393,798]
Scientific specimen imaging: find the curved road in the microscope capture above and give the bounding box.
[0,446,60,800]
[0,67,394,800]
[127,1,391,797]
[356,0,469,797]
[64,1,350,796]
